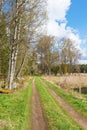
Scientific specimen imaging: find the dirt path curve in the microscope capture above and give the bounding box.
[48,87,87,130]
[31,80,48,130]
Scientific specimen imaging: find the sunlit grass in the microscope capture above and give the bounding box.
[42,78,87,118]
[35,77,82,130]
[0,78,33,130]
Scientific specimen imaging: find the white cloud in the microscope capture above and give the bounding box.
[79,60,87,64]
[47,0,81,46]
[47,0,71,21]
[47,0,87,63]
[81,48,87,57]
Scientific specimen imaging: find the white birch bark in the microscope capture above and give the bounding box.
[8,1,20,89]
[8,26,20,89]
[9,49,15,89]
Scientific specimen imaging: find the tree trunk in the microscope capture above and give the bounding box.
[15,48,27,78]
[8,0,22,89]
[8,48,16,89]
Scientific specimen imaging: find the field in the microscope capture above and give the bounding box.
[0,75,87,130]
[43,74,87,96]
[43,74,87,89]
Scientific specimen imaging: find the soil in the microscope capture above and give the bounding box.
[48,87,87,130]
[31,80,48,130]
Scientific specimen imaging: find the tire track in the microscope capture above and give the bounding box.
[42,79,87,130]
[31,80,48,130]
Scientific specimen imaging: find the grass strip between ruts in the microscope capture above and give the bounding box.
[35,77,82,130]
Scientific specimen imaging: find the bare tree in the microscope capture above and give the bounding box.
[59,38,81,74]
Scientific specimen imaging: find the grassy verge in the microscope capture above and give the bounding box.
[35,78,82,130]
[42,78,87,118]
[0,78,33,130]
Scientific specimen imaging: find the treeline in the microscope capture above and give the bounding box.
[23,36,81,75]
[51,64,87,75]
[80,64,87,73]
[36,36,81,75]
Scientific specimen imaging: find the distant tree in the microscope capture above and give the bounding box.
[37,36,58,75]
[51,65,59,76]
[80,64,87,73]
[21,49,38,76]
[60,38,81,74]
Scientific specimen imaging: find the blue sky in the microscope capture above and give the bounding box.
[2,0,11,12]
[47,0,87,64]
[66,0,87,61]
[67,0,87,38]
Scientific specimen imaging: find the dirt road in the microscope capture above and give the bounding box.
[48,87,87,130]
[31,78,87,130]
[31,80,48,130]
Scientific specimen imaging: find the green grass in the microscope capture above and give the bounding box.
[0,78,33,130]
[35,77,82,130]
[42,78,87,118]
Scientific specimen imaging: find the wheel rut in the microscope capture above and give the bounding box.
[31,80,48,130]
[47,85,87,130]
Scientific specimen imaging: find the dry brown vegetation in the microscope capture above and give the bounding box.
[43,74,87,90]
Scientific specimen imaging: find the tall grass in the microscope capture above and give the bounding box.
[44,74,87,89]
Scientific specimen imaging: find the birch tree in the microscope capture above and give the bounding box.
[60,38,81,73]
[6,0,46,89]
[37,36,58,74]
[15,0,47,78]
[7,0,24,89]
